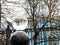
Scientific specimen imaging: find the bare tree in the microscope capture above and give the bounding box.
[25,0,60,45]
[1,0,60,45]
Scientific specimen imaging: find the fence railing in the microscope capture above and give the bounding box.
[0,26,60,45]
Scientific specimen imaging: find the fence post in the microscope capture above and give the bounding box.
[6,25,11,45]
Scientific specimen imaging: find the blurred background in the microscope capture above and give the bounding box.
[0,0,60,45]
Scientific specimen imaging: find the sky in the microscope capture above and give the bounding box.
[1,0,60,17]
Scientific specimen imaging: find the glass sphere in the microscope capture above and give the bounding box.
[12,15,28,30]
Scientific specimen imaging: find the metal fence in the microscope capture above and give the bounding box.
[0,26,60,45]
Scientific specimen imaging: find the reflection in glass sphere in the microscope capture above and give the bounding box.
[12,15,28,30]
[1,18,7,30]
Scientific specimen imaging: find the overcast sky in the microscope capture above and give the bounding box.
[1,0,60,17]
